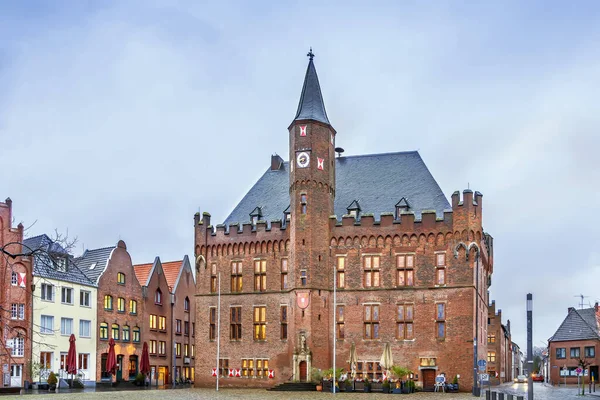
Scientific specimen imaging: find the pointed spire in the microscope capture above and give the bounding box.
[293,48,331,126]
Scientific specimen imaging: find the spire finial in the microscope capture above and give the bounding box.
[307,47,314,61]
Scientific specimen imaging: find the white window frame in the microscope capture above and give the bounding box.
[41,283,54,302]
[61,287,73,305]
[41,315,54,334]
[80,290,91,307]
[79,320,91,338]
[61,317,73,336]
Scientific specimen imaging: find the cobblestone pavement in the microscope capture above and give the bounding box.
[9,384,600,400]
[14,387,474,400]
[493,381,600,399]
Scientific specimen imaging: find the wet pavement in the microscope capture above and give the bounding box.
[491,381,599,399]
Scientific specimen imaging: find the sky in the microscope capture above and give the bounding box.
[1,0,599,350]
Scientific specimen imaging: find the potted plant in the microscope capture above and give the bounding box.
[382,379,391,393]
[363,376,371,393]
[344,377,353,392]
[135,373,145,386]
[47,372,58,392]
[406,379,416,393]
[311,368,323,391]
[452,375,459,391]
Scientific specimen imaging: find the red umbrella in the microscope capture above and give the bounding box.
[106,338,117,376]
[65,334,77,375]
[140,342,150,375]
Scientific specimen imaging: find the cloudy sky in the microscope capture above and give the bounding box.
[1,0,599,349]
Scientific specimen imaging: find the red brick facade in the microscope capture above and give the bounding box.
[486,301,512,383]
[95,240,144,382]
[193,115,494,391]
[0,198,33,388]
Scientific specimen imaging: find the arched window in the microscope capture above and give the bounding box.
[132,327,140,343]
[111,324,119,340]
[122,325,130,342]
[184,297,190,312]
[100,323,108,340]
[104,295,113,310]
[155,289,162,305]
[117,272,126,285]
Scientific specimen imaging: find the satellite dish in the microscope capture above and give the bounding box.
[335,147,345,157]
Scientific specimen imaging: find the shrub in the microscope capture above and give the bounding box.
[311,367,323,383]
[135,373,145,384]
[47,372,58,386]
[453,375,459,385]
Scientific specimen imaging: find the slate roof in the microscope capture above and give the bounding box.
[23,234,95,287]
[76,246,116,285]
[223,151,451,226]
[293,58,330,126]
[549,307,600,342]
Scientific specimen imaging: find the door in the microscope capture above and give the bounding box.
[158,366,167,386]
[10,365,22,387]
[116,355,123,381]
[422,369,436,391]
[299,361,307,382]
[129,356,138,380]
[60,352,68,379]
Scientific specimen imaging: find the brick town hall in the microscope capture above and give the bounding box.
[193,50,494,391]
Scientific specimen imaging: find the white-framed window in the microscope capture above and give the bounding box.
[41,315,54,334]
[78,353,89,370]
[18,304,24,320]
[41,283,54,301]
[79,320,91,338]
[61,287,73,304]
[80,290,91,307]
[11,337,24,357]
[61,318,73,335]
[10,304,24,320]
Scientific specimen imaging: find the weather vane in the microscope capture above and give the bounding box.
[307,47,314,61]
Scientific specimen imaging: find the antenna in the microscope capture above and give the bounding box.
[335,147,345,158]
[574,294,589,309]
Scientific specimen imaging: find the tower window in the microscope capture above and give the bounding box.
[300,270,307,286]
[300,194,307,214]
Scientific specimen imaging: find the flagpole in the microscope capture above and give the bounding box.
[333,260,336,395]
[216,272,221,391]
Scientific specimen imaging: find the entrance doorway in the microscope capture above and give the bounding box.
[422,369,436,391]
[158,366,168,386]
[129,356,138,380]
[116,355,123,381]
[299,361,307,382]
[10,365,22,387]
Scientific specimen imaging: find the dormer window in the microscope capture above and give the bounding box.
[283,205,291,223]
[249,206,263,225]
[395,197,410,219]
[53,256,67,272]
[346,200,361,219]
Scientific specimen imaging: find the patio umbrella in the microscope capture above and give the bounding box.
[380,342,394,379]
[140,342,151,385]
[347,342,358,379]
[65,334,77,387]
[106,338,117,380]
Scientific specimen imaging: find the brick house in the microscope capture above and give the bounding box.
[78,240,144,382]
[548,304,600,385]
[193,51,494,391]
[486,301,512,383]
[0,198,33,388]
[134,257,196,385]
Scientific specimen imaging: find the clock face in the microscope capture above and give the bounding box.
[296,151,310,168]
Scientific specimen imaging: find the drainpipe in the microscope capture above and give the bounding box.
[172,292,176,388]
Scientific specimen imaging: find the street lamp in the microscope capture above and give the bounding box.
[527,293,533,400]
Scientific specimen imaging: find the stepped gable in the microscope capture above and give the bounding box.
[550,307,600,342]
[23,234,95,286]
[223,151,450,226]
[76,246,116,284]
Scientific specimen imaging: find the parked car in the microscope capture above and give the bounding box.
[532,374,544,382]
[514,375,527,383]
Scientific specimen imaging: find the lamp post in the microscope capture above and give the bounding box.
[332,259,337,395]
[527,293,533,400]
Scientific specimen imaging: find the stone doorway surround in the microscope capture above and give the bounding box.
[292,332,311,382]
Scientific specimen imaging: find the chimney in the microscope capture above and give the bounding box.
[568,307,575,313]
[595,302,598,312]
[271,154,284,171]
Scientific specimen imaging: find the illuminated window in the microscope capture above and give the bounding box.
[149,314,157,330]
[487,352,496,363]
[104,295,113,310]
[231,261,243,293]
[158,316,166,331]
[132,327,140,343]
[129,300,137,315]
[210,264,217,293]
[337,257,345,288]
[488,334,496,344]
[337,306,344,339]
[122,325,130,342]
[117,297,125,313]
[111,324,119,340]
[99,323,108,339]
[436,253,446,285]
[253,306,266,340]
[281,259,288,289]
[254,260,267,291]
[117,272,126,285]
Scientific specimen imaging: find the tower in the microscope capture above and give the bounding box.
[288,49,336,373]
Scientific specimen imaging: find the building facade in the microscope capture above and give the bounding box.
[486,301,512,383]
[78,241,144,382]
[25,234,98,386]
[511,341,523,380]
[548,304,599,385]
[193,53,494,391]
[0,198,33,388]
